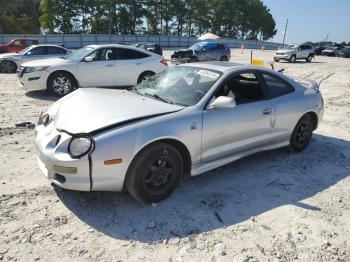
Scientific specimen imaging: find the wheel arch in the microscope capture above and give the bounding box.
[46,70,79,89]
[300,111,318,130]
[137,70,156,83]
[124,138,192,189]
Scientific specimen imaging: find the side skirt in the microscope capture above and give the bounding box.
[191,141,289,176]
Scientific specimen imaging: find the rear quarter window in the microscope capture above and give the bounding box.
[116,48,150,59]
[263,74,294,98]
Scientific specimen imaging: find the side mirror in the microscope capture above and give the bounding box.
[84,56,94,62]
[26,52,32,56]
[208,96,236,110]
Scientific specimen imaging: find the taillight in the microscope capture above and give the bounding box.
[160,59,168,67]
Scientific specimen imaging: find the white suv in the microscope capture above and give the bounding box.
[18,44,168,96]
[274,44,315,63]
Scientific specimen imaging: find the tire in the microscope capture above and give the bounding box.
[289,114,314,152]
[189,57,199,63]
[137,71,155,84]
[289,55,296,63]
[0,60,17,73]
[274,58,280,62]
[219,55,228,61]
[47,71,77,96]
[126,142,183,204]
[306,55,313,63]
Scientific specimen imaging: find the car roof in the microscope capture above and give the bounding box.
[30,44,66,48]
[180,61,261,73]
[13,38,38,41]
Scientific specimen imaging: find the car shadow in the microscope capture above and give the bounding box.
[25,90,59,102]
[54,134,349,243]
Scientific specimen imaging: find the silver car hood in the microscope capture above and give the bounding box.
[50,88,184,134]
[276,49,294,53]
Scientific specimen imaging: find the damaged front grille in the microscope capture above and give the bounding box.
[171,50,194,59]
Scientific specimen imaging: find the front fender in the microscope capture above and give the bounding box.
[90,109,202,191]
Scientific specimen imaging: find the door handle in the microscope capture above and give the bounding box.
[262,108,272,115]
[106,64,115,67]
[136,63,142,65]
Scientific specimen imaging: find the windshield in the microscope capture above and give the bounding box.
[17,46,33,55]
[190,43,206,51]
[135,66,221,106]
[65,46,95,60]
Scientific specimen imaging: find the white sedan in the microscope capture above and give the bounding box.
[17,44,168,96]
[0,44,70,73]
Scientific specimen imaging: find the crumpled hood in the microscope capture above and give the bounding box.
[0,53,20,59]
[21,57,71,67]
[49,88,184,134]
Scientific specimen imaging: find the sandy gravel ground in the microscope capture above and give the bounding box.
[0,49,349,262]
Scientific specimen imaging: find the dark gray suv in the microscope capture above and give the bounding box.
[171,42,231,64]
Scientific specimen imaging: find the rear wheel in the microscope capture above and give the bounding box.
[126,142,183,204]
[306,55,313,62]
[219,55,228,61]
[0,60,17,73]
[137,71,155,84]
[47,72,77,96]
[289,114,314,152]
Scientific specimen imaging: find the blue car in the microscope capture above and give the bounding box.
[171,42,231,64]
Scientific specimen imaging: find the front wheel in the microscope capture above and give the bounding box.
[306,55,313,63]
[47,72,77,96]
[289,114,314,152]
[0,60,17,73]
[126,142,183,204]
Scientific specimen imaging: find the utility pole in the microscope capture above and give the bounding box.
[282,19,288,47]
[324,33,329,46]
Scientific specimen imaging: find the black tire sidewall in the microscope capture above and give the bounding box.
[126,142,183,204]
[290,114,313,152]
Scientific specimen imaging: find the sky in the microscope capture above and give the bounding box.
[261,0,350,44]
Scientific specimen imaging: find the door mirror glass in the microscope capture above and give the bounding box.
[26,52,32,56]
[208,96,236,110]
[84,56,94,62]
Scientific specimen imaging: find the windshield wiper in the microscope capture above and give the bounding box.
[143,93,173,104]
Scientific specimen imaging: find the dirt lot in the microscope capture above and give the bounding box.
[0,49,349,262]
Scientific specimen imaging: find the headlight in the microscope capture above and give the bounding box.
[68,136,93,158]
[38,113,50,126]
[25,66,49,74]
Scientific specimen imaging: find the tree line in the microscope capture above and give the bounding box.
[0,0,277,40]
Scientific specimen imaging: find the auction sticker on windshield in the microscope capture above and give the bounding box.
[197,70,220,79]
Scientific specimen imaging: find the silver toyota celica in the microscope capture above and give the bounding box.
[35,62,324,203]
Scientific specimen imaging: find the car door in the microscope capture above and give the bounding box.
[201,71,275,163]
[261,73,298,142]
[21,46,49,63]
[113,48,151,86]
[77,47,116,87]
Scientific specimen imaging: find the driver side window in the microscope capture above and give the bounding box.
[214,72,266,105]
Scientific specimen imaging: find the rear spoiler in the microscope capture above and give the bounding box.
[293,78,320,94]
